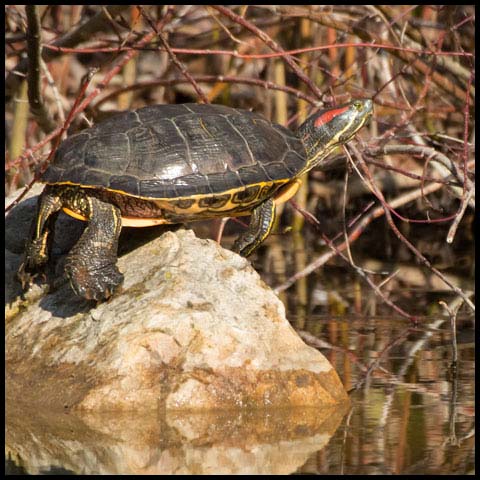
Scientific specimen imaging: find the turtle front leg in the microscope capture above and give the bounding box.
[232,198,276,257]
[18,187,62,288]
[64,196,123,300]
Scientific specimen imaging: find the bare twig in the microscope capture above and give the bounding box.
[446,185,474,243]
[211,5,324,100]
[6,5,131,102]
[270,5,474,102]
[274,179,446,294]
[93,75,319,109]
[367,145,475,208]
[139,7,210,104]
[439,300,461,369]
[353,327,412,390]
[349,144,475,313]
[6,8,175,214]
[25,5,56,133]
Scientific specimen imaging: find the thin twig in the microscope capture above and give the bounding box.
[93,75,319,110]
[5,68,97,214]
[446,185,475,244]
[275,175,445,292]
[25,5,56,133]
[353,327,412,390]
[349,144,475,313]
[211,5,324,100]
[139,7,210,104]
[439,300,461,369]
[367,145,475,208]
[6,5,131,102]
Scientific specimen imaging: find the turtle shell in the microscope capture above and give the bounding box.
[43,103,307,199]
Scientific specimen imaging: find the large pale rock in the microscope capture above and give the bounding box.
[6,194,348,411]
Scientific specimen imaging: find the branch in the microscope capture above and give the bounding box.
[25,5,56,133]
[6,5,131,102]
[211,6,324,100]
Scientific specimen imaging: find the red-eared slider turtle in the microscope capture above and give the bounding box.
[19,100,372,300]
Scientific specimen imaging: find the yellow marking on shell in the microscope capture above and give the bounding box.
[122,217,169,227]
[273,179,302,205]
[162,198,211,214]
[64,206,173,227]
[48,179,291,205]
[154,195,260,216]
[58,180,288,227]
[121,207,254,228]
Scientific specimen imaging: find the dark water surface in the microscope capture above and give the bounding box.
[291,314,474,474]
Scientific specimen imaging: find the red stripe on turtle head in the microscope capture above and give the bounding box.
[314,105,349,128]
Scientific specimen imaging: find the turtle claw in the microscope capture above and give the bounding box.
[65,261,124,301]
[17,256,49,291]
[18,235,50,279]
[17,262,39,290]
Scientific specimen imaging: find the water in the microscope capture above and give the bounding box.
[292,315,474,474]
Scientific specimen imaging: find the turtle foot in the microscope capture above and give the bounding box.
[17,237,51,290]
[64,261,124,301]
[17,261,45,291]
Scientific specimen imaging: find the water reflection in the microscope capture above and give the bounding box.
[6,403,349,475]
[293,315,474,475]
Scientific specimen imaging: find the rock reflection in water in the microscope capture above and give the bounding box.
[6,402,349,475]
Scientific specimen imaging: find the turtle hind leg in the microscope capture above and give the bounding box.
[232,198,276,257]
[64,195,123,301]
[17,187,62,288]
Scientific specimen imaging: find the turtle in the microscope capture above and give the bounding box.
[18,99,373,300]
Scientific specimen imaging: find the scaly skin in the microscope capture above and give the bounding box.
[232,198,276,256]
[20,186,123,300]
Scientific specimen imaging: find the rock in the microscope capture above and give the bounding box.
[6,194,349,412]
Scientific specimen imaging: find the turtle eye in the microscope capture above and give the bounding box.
[353,100,363,111]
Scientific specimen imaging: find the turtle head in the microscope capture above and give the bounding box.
[297,99,373,171]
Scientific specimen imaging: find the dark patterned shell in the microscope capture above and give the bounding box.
[43,104,306,198]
